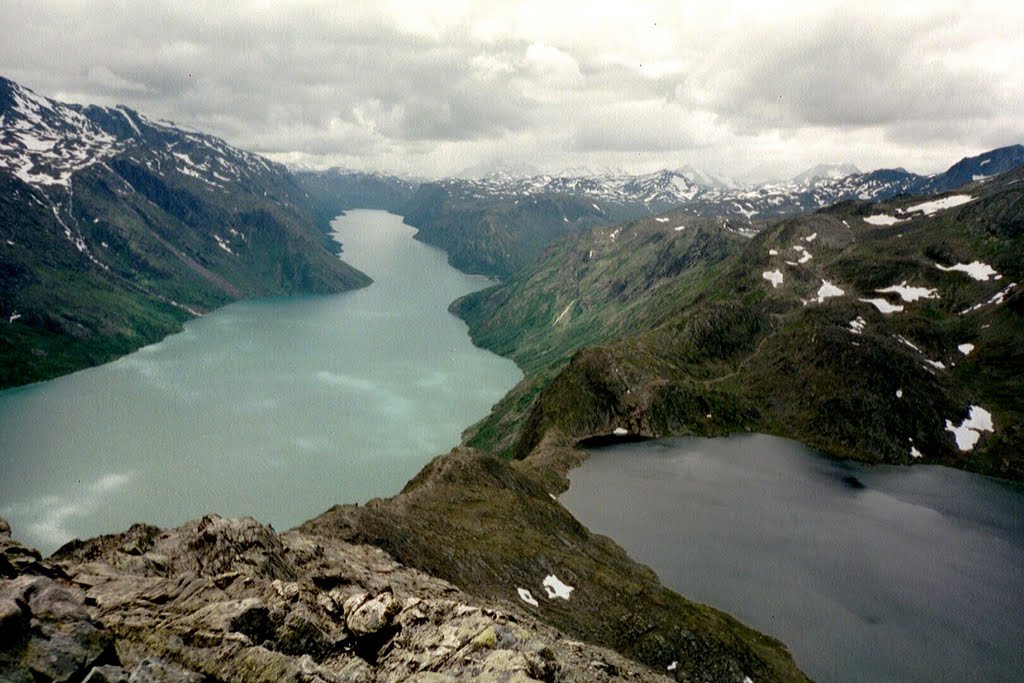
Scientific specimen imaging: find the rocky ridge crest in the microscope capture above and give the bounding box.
[1,514,670,682]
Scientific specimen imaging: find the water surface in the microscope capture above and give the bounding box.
[561,434,1024,682]
[0,210,521,553]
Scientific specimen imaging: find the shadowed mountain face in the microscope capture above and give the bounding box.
[293,168,417,233]
[453,168,1024,480]
[0,77,370,388]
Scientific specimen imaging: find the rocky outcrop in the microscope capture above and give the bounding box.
[303,449,810,683]
[1,516,670,682]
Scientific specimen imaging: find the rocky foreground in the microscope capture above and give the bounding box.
[0,514,671,682]
[0,447,810,683]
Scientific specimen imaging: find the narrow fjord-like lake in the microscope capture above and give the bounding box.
[561,434,1024,683]
[0,210,521,554]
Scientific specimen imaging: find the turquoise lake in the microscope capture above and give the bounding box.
[0,210,521,554]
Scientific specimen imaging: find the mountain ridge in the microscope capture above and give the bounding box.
[0,76,371,388]
[403,145,1024,278]
[452,167,1024,480]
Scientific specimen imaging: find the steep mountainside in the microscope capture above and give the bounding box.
[404,146,1024,279]
[294,168,417,234]
[454,169,1023,480]
[0,77,370,388]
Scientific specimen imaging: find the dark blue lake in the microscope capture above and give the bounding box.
[561,434,1024,682]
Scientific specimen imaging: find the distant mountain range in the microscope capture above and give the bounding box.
[0,76,369,387]
[398,145,1024,277]
[452,166,1024,480]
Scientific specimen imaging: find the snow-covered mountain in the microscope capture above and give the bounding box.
[431,147,1021,223]
[402,145,1024,278]
[791,163,861,185]
[0,76,368,387]
[0,77,283,193]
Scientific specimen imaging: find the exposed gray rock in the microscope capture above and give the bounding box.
[0,518,61,580]
[81,657,204,683]
[0,574,115,682]
[9,515,669,682]
[344,591,401,635]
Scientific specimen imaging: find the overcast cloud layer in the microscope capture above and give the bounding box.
[2,0,1021,181]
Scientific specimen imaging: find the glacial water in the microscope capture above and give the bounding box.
[561,434,1024,682]
[0,210,521,554]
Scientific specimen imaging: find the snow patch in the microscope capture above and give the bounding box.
[896,388,903,398]
[945,406,994,451]
[674,225,686,231]
[813,280,844,304]
[543,574,574,600]
[958,343,975,356]
[910,446,923,458]
[213,234,233,254]
[768,249,778,256]
[859,298,904,314]
[667,661,678,671]
[960,282,1018,314]
[935,261,999,281]
[613,427,629,436]
[655,217,669,223]
[848,317,866,334]
[762,270,784,288]
[804,232,818,242]
[863,214,905,226]
[876,281,939,302]
[895,335,921,353]
[905,194,974,216]
[517,588,539,607]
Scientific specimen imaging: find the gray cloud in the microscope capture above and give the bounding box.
[1,1,1020,180]
[689,9,1003,134]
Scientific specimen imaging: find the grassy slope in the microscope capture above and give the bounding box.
[402,185,644,278]
[454,170,1024,480]
[302,448,811,683]
[451,214,755,455]
[0,158,370,388]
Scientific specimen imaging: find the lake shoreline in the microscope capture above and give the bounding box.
[559,433,1024,682]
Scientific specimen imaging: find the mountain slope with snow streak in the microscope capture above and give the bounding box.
[404,146,1024,278]
[0,76,369,388]
[453,165,1024,480]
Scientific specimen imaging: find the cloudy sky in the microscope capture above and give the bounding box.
[2,0,1021,181]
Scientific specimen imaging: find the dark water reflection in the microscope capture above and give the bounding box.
[561,434,1024,682]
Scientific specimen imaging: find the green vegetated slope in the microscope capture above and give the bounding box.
[0,78,370,388]
[454,169,1024,480]
[451,213,758,454]
[294,168,417,235]
[0,165,369,389]
[403,184,636,278]
[302,447,811,683]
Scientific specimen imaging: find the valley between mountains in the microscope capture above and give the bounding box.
[2,77,1023,682]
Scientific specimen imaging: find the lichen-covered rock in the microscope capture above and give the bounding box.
[344,591,401,635]
[1,517,671,682]
[0,574,115,682]
[81,657,204,683]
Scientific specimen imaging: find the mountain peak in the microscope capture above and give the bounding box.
[792,163,861,185]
